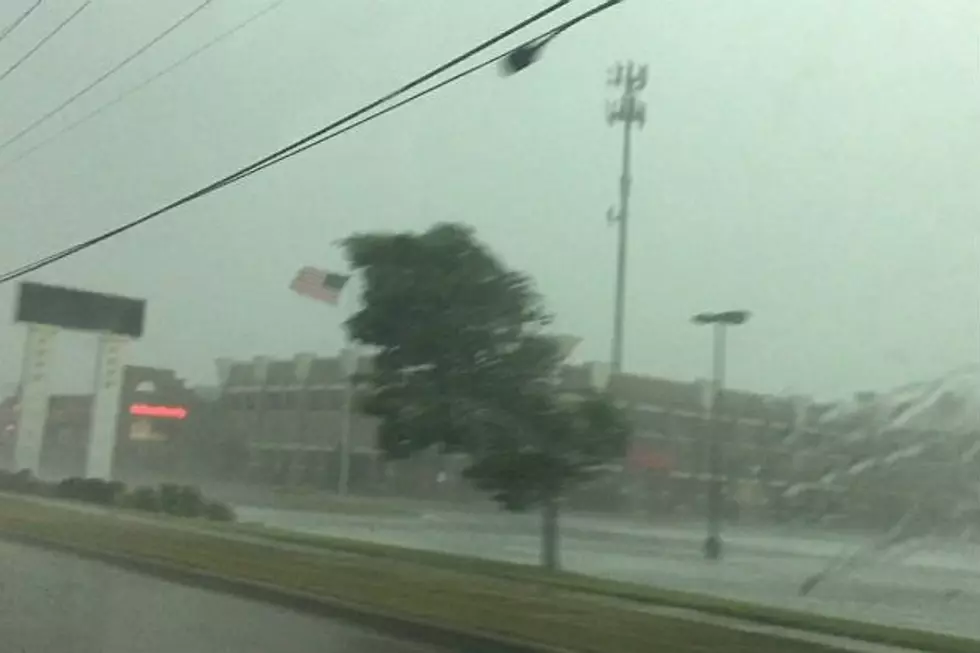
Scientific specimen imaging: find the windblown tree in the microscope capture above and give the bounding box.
[342,223,631,570]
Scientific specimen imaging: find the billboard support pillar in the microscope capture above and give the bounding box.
[13,325,59,474]
[85,333,129,479]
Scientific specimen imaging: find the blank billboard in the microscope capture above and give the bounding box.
[15,282,146,338]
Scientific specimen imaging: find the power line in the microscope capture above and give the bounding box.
[0,0,612,282]
[0,0,289,170]
[0,0,215,157]
[0,0,624,283]
[0,0,575,281]
[0,1,90,85]
[0,0,42,45]
[236,2,624,184]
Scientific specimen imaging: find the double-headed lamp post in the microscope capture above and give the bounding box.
[692,309,751,561]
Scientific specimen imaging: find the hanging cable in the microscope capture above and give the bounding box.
[0,0,289,170]
[0,0,43,45]
[0,2,91,85]
[0,0,215,156]
[0,1,626,283]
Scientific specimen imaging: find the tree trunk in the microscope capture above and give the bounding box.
[540,495,561,571]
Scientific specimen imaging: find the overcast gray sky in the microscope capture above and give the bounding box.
[0,0,977,400]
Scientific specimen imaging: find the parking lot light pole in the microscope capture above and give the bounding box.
[692,309,750,560]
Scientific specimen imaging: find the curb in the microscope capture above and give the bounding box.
[0,529,569,653]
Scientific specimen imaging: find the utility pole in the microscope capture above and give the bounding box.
[606,61,647,375]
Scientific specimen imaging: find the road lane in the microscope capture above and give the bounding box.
[0,539,450,653]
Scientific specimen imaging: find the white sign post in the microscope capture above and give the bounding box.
[13,324,59,474]
[84,333,129,479]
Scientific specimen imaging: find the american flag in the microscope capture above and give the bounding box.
[289,267,349,305]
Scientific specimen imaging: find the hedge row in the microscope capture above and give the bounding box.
[0,470,235,522]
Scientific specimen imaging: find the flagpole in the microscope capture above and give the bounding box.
[338,339,355,497]
[337,272,358,498]
[289,265,356,498]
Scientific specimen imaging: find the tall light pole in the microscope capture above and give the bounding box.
[496,7,637,375]
[606,61,647,375]
[692,309,751,560]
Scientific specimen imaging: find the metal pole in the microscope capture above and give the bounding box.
[338,346,355,496]
[612,107,632,375]
[705,324,727,559]
[607,61,647,375]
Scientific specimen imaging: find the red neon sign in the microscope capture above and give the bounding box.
[129,403,188,420]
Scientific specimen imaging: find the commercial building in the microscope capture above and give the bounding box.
[0,366,200,481]
[600,370,822,517]
[205,352,824,514]
[182,354,980,525]
[16,349,966,524]
[209,353,477,498]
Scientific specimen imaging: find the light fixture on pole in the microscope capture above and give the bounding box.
[691,309,750,561]
[500,0,628,75]
[501,35,556,74]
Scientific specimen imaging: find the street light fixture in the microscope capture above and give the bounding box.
[691,309,751,561]
[501,37,552,74]
[500,0,627,75]
[692,310,750,327]
[501,31,566,75]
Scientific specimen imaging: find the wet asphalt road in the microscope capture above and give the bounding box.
[0,540,449,653]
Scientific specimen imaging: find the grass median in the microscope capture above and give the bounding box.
[0,493,868,653]
[258,488,424,516]
[225,518,980,653]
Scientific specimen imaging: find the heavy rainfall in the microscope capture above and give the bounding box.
[0,1,978,652]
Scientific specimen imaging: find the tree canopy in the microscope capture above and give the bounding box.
[342,223,630,513]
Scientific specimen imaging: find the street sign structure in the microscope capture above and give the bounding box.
[12,282,146,478]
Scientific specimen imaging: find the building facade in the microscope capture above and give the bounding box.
[208,353,489,499]
[596,370,822,517]
[203,353,827,514]
[0,366,200,481]
[11,349,962,527]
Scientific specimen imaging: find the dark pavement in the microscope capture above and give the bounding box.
[0,539,450,653]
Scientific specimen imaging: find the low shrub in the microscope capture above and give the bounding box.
[159,483,206,518]
[203,500,236,522]
[0,469,48,495]
[0,471,234,522]
[56,477,126,506]
[122,486,161,513]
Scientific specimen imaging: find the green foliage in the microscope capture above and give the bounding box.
[203,499,237,522]
[463,390,631,511]
[159,483,206,518]
[0,470,234,522]
[343,223,631,513]
[123,486,162,513]
[129,484,236,522]
[344,223,556,456]
[56,477,127,505]
[0,469,47,495]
